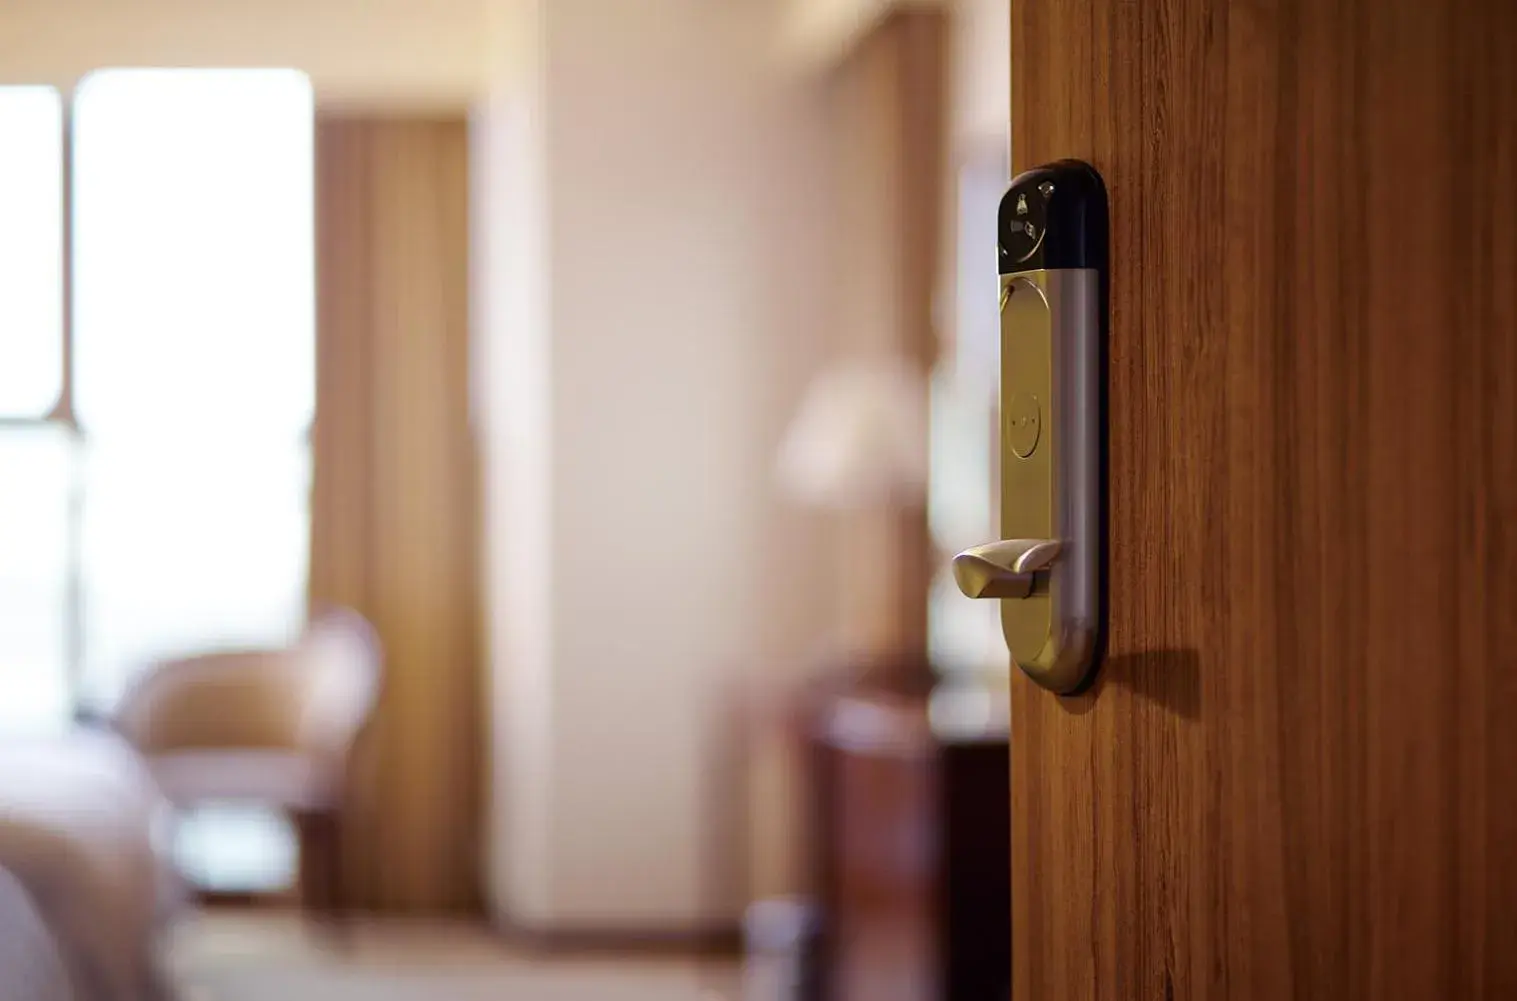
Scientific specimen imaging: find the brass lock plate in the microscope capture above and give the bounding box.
[998,268,1103,692]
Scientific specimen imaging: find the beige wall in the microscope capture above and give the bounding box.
[779,0,945,69]
[950,0,1009,152]
[477,0,838,928]
[473,0,554,925]
[0,0,484,108]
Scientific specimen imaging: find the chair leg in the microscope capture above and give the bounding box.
[324,806,349,927]
[295,807,351,947]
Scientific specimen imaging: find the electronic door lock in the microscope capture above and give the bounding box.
[952,160,1108,695]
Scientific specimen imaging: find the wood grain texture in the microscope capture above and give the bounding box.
[311,116,482,913]
[1009,0,1517,998]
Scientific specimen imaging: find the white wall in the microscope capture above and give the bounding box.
[0,0,485,107]
[478,0,838,928]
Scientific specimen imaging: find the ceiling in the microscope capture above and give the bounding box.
[0,0,487,108]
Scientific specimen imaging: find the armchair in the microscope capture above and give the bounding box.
[113,608,381,922]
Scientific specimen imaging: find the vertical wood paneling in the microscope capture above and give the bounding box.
[1009,0,1517,997]
[312,116,480,913]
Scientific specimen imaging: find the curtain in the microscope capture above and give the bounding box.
[310,115,481,913]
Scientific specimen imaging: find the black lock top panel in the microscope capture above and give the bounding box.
[998,160,1108,275]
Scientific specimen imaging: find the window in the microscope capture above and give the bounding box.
[0,87,63,417]
[0,70,314,890]
[0,87,70,732]
[0,426,73,731]
[73,69,314,711]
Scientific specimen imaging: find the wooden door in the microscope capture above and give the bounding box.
[1008,1,1517,998]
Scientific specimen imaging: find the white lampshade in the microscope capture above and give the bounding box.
[775,356,929,510]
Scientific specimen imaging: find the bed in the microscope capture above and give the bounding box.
[0,863,74,1001]
[0,729,183,1001]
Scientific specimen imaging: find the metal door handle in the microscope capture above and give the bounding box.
[952,539,1063,599]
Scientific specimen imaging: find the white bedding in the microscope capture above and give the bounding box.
[0,730,182,1001]
[0,864,73,1001]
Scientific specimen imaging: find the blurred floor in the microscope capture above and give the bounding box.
[168,911,740,1001]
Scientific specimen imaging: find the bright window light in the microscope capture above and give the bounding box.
[0,86,67,733]
[0,87,63,418]
[0,427,73,732]
[72,69,314,712]
[72,68,314,442]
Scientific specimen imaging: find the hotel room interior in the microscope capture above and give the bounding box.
[0,1,1015,999]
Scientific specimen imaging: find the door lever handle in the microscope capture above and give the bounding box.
[952,539,1064,600]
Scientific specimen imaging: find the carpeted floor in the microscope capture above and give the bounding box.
[169,912,739,1001]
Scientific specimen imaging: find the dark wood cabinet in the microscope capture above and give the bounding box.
[808,685,1010,1001]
